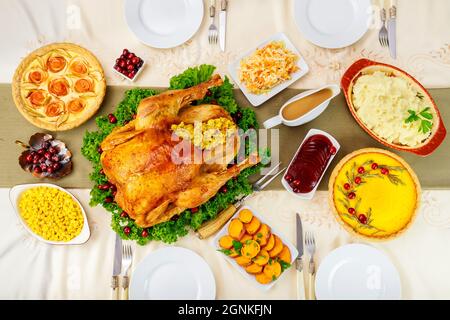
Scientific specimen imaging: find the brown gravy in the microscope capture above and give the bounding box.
[282,88,333,121]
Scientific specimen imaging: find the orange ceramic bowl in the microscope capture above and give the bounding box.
[341,59,446,156]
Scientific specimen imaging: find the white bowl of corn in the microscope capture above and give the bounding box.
[9,183,90,245]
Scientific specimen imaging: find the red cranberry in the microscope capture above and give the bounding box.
[348,207,356,215]
[206,90,212,97]
[357,167,365,174]
[109,184,117,192]
[131,56,140,65]
[98,184,109,190]
[123,226,131,235]
[122,49,129,55]
[25,154,34,163]
[99,169,105,175]
[191,207,199,213]
[285,174,294,183]
[44,152,52,159]
[120,54,126,60]
[114,65,122,72]
[52,162,61,171]
[33,166,42,173]
[132,114,137,119]
[128,71,135,79]
[39,156,46,163]
[127,52,135,59]
[104,196,113,203]
[371,163,379,170]
[32,158,39,165]
[141,229,148,237]
[330,146,337,155]
[49,146,58,154]
[108,114,117,124]
[119,60,126,68]
[358,214,368,224]
[293,187,301,193]
[348,192,356,199]
[137,60,143,68]
[120,211,128,218]
[220,186,228,193]
[40,163,48,172]
[381,168,389,175]
[37,148,45,155]
[344,183,351,190]
[51,155,59,162]
[47,166,54,174]
[127,64,134,71]
[354,177,362,184]
[292,179,301,187]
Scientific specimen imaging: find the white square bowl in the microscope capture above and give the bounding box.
[9,183,90,245]
[212,205,298,290]
[282,129,340,200]
[228,32,309,107]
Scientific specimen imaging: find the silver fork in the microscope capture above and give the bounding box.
[121,243,133,300]
[379,7,389,48]
[208,0,218,45]
[305,231,316,300]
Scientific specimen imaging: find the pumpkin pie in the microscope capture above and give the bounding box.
[328,148,421,240]
[12,43,106,131]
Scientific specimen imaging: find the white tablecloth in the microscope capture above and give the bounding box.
[1,0,450,299]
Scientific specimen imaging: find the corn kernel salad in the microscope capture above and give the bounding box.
[18,186,84,242]
[171,117,237,149]
[239,41,299,94]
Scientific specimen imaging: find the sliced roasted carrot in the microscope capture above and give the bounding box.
[240,233,252,243]
[238,209,253,223]
[235,255,252,267]
[255,272,272,284]
[253,223,271,246]
[253,250,270,266]
[245,263,263,274]
[263,261,282,280]
[228,219,245,240]
[241,240,260,259]
[278,245,291,263]
[263,234,275,251]
[219,235,234,249]
[244,216,261,235]
[269,235,283,258]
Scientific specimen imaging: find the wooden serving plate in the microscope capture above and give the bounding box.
[341,59,446,156]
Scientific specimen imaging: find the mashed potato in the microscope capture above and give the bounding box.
[352,71,433,147]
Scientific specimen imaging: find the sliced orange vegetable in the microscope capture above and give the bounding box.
[235,255,252,267]
[278,245,291,263]
[241,240,260,259]
[219,235,234,249]
[253,223,271,246]
[269,235,283,258]
[228,219,245,240]
[240,233,252,243]
[245,263,263,274]
[263,261,282,280]
[253,250,270,266]
[255,272,272,285]
[238,209,253,223]
[263,234,275,252]
[244,216,261,235]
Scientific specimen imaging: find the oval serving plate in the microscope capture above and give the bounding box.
[341,59,446,156]
[9,183,90,245]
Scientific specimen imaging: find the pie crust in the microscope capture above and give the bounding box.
[12,43,106,131]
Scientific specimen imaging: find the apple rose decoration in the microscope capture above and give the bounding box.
[28,69,48,84]
[48,78,69,96]
[69,58,88,76]
[47,56,67,73]
[67,98,85,113]
[27,90,47,107]
[45,100,65,117]
[74,78,93,93]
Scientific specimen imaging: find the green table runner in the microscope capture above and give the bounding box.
[1,84,449,189]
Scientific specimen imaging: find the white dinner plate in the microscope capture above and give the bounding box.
[293,0,372,48]
[228,32,309,107]
[315,244,402,300]
[129,247,216,300]
[124,0,203,49]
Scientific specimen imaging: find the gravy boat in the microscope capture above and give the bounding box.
[263,84,340,128]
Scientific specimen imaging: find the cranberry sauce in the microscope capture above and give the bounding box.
[285,134,334,194]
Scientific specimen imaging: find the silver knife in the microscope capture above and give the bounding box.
[296,213,306,300]
[219,0,227,52]
[387,1,397,59]
[111,233,122,300]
